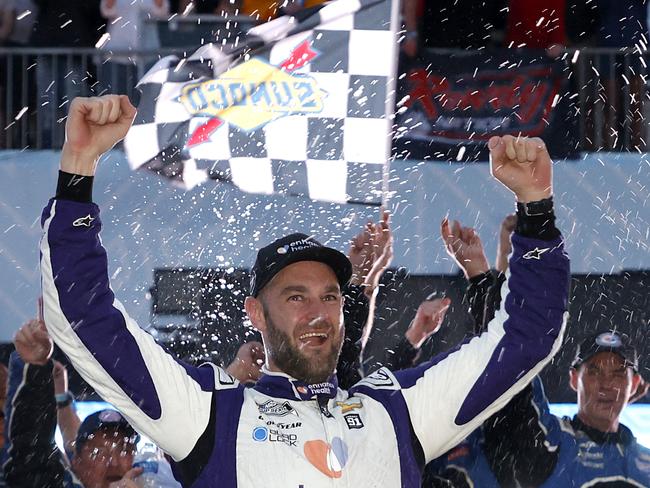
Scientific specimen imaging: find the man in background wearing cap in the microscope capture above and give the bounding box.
[38,96,569,486]
[478,330,650,487]
[5,318,141,487]
[571,331,644,430]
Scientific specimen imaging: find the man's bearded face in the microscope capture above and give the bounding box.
[264,307,343,384]
[258,261,345,384]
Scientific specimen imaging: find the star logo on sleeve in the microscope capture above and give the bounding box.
[72,214,95,228]
[523,247,550,260]
[69,175,87,186]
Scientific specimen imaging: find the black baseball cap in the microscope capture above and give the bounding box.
[75,409,139,454]
[250,233,352,297]
[571,330,639,371]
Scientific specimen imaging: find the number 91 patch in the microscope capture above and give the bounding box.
[344,414,364,430]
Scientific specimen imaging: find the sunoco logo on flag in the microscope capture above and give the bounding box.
[124,0,399,204]
[179,57,326,129]
[179,41,326,142]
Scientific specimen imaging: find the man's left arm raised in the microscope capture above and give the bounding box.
[353,135,570,464]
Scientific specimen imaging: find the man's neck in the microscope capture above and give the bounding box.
[572,413,635,446]
[576,411,619,434]
[262,362,333,385]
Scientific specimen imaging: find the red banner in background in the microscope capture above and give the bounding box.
[393,49,579,162]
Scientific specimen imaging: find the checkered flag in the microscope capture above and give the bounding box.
[123,0,399,205]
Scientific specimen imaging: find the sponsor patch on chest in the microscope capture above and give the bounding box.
[257,399,298,417]
[344,413,364,429]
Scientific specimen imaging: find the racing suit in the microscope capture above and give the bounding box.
[39,183,570,487]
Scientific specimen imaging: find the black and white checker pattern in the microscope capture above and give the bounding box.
[124,0,398,205]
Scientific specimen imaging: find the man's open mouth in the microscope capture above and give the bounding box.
[298,331,329,347]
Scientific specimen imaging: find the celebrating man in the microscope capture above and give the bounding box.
[40,95,569,487]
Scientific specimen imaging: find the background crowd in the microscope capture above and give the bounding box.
[1,1,650,149]
[1,1,648,54]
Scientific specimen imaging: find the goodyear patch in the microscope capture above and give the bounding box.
[179,58,326,132]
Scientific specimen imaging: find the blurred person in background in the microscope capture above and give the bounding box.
[51,360,186,488]
[425,215,650,487]
[595,0,648,50]
[0,362,7,487]
[97,0,170,101]
[591,0,648,150]
[0,0,36,148]
[404,0,506,51]
[475,330,650,487]
[179,0,240,16]
[52,360,82,460]
[30,0,104,147]
[4,315,144,488]
[0,0,36,48]
[505,0,568,56]
[238,0,282,21]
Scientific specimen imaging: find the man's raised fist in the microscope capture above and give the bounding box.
[14,319,53,366]
[488,135,553,203]
[61,95,137,176]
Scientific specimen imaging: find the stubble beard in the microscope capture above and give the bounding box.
[264,309,343,384]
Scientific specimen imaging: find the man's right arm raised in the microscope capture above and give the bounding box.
[40,95,239,463]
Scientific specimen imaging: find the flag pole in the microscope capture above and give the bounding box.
[381,0,402,209]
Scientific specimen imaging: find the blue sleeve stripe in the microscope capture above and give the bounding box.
[454,235,569,423]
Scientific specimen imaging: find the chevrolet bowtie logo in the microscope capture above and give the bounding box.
[523,247,550,260]
[72,214,95,227]
[335,399,362,413]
